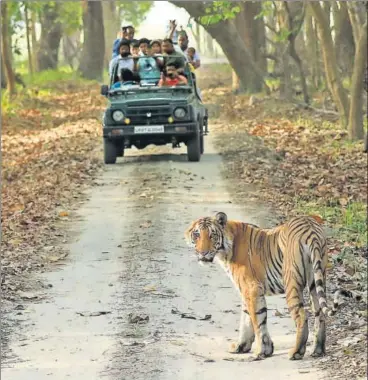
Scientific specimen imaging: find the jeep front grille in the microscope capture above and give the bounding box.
[126,105,172,125]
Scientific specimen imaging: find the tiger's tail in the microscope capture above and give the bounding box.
[312,245,363,317]
[311,245,330,316]
[328,289,363,316]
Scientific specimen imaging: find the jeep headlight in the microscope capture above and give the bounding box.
[112,110,125,122]
[174,107,187,119]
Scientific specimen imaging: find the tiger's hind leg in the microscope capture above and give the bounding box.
[284,272,309,360]
[246,286,274,360]
[230,305,255,354]
[309,281,326,357]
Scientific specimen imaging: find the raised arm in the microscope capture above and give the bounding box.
[167,21,177,40]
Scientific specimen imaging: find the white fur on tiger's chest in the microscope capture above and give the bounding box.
[215,256,242,297]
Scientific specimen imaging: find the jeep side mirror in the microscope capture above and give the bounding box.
[101,85,109,96]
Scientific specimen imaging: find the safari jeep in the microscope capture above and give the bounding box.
[100,56,208,164]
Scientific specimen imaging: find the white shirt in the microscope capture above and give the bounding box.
[174,45,189,61]
[109,56,135,77]
[182,48,201,67]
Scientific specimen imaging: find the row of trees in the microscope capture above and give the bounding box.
[172,1,367,140]
[1,1,367,140]
[1,1,153,90]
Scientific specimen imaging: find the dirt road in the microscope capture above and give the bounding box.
[2,131,325,380]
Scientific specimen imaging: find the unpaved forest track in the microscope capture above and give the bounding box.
[2,131,325,379]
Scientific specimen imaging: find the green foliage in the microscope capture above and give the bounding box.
[8,2,23,22]
[295,200,367,247]
[1,66,92,115]
[200,1,241,25]
[254,1,274,20]
[275,28,292,42]
[116,1,153,28]
[25,67,85,87]
[34,2,83,35]
[59,2,83,35]
[9,1,82,38]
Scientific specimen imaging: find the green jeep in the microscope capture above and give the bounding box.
[100,57,209,164]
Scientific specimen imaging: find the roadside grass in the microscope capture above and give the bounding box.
[1,66,105,137]
[201,62,232,74]
[294,199,367,247]
[1,65,98,116]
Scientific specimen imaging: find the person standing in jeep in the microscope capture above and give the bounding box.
[112,25,136,59]
[178,32,201,70]
[162,38,186,70]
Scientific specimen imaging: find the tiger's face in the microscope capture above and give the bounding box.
[185,212,229,263]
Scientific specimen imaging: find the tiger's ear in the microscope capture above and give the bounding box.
[215,212,227,228]
[184,220,196,241]
[310,215,324,224]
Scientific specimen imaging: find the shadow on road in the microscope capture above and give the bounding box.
[116,153,220,165]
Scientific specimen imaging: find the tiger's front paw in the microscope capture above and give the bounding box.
[229,341,253,354]
[288,345,306,360]
[254,336,274,359]
[310,344,326,358]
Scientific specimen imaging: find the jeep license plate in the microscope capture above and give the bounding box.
[134,126,164,134]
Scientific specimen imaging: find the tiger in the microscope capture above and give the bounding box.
[184,212,359,361]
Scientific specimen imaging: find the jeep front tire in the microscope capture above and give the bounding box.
[116,141,125,157]
[103,138,118,164]
[200,135,204,155]
[187,132,201,162]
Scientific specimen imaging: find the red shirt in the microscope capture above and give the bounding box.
[158,75,188,87]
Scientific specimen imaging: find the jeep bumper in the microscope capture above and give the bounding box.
[103,122,198,138]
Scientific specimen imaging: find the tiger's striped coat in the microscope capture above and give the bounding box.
[185,212,337,360]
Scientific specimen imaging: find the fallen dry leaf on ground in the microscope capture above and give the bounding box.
[1,81,104,300]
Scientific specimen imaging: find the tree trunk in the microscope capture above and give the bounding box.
[346,2,362,45]
[232,70,241,93]
[309,2,349,128]
[277,4,293,100]
[205,32,215,57]
[195,23,202,53]
[1,53,7,89]
[348,21,367,140]
[24,4,34,76]
[62,31,81,69]
[1,1,16,95]
[30,9,39,72]
[334,2,355,76]
[279,53,293,100]
[284,2,309,104]
[295,27,306,59]
[322,2,331,28]
[79,1,105,81]
[37,3,63,71]
[102,0,118,69]
[207,20,268,94]
[234,2,266,92]
[171,1,269,94]
[305,10,321,89]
